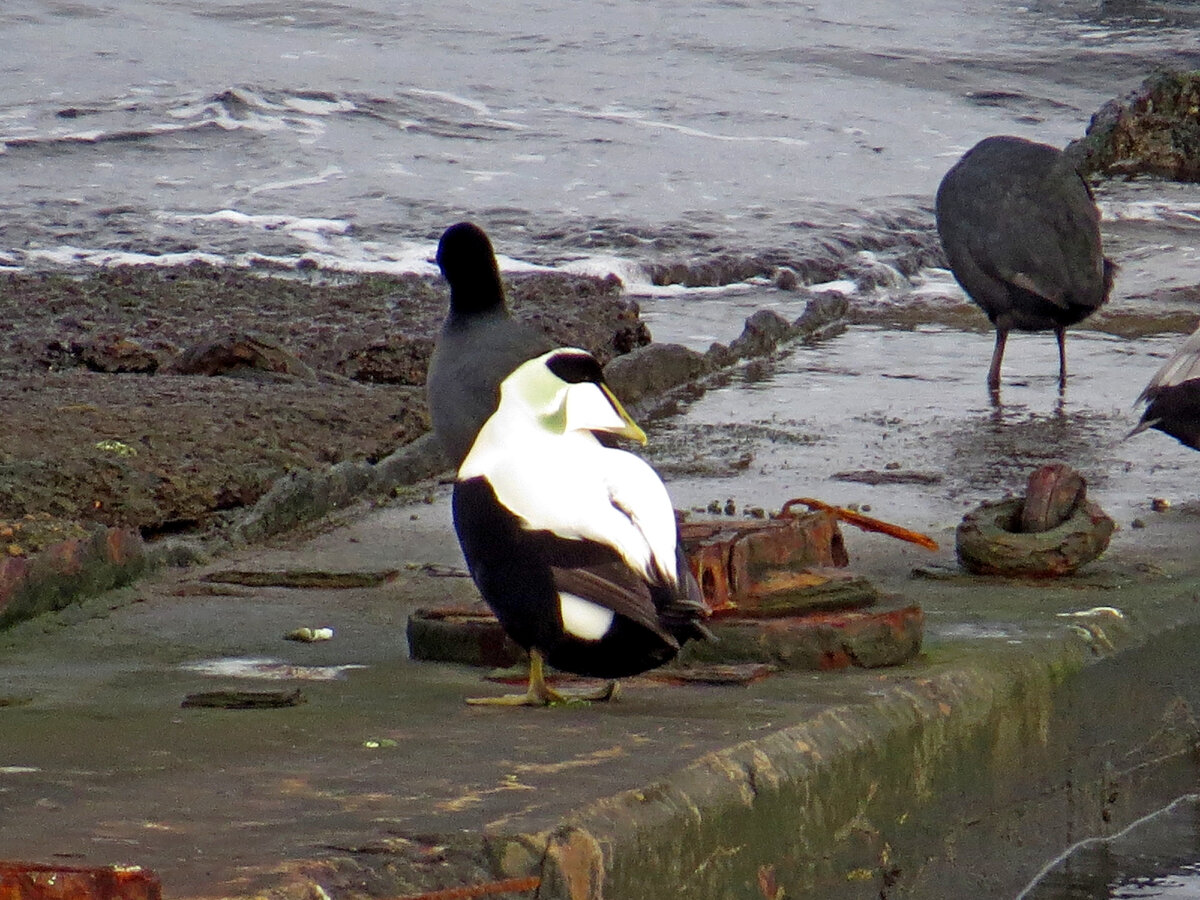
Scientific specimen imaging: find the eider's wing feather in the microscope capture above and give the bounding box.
[601,449,683,586]
[522,529,622,570]
[488,439,680,589]
[553,564,677,647]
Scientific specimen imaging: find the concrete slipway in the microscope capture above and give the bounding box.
[3,320,1200,900]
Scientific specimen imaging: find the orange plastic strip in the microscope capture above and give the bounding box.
[781,498,939,551]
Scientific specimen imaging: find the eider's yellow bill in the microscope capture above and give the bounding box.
[561,380,647,444]
[601,384,647,444]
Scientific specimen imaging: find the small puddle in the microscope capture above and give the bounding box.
[180,656,365,680]
[642,324,1200,540]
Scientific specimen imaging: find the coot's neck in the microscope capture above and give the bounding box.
[447,271,510,323]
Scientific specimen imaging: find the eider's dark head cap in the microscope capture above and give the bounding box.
[544,348,606,387]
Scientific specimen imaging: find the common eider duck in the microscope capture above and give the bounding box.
[935,136,1115,392]
[426,222,555,468]
[452,348,710,705]
[1131,324,1200,450]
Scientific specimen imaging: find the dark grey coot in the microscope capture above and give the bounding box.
[425,221,555,469]
[935,136,1116,391]
[1130,324,1200,450]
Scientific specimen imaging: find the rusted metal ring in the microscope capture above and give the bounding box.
[955,497,1115,577]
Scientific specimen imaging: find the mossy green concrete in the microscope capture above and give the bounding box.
[486,571,1200,899]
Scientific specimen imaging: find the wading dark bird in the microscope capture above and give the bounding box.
[451,348,710,705]
[1130,325,1200,450]
[935,135,1115,392]
[425,221,555,469]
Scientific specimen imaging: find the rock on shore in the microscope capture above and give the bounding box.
[1067,69,1200,181]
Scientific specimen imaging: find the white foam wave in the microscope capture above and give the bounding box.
[407,87,492,117]
[1099,199,1200,224]
[201,87,356,118]
[172,209,353,234]
[560,105,809,147]
[908,267,967,300]
[556,255,754,298]
[836,265,972,308]
[23,246,228,268]
[561,254,646,286]
[248,165,345,195]
[5,209,774,298]
[163,88,337,137]
[282,96,357,116]
[167,209,353,256]
[807,279,858,295]
[2,87,345,149]
[2,118,216,147]
[406,88,528,131]
[7,232,652,291]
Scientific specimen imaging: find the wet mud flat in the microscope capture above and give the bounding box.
[4,295,1200,898]
[0,265,644,542]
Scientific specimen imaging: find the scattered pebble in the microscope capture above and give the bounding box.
[94,439,137,457]
[745,506,766,519]
[723,499,737,516]
[285,627,335,643]
[1151,497,1171,511]
[363,738,399,749]
[707,500,721,514]
[1131,518,1146,529]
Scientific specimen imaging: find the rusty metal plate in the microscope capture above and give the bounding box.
[407,601,922,673]
[680,604,925,671]
[679,510,851,616]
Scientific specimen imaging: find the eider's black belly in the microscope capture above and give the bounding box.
[452,477,681,678]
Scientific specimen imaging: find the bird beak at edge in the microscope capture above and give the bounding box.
[1125,418,1157,440]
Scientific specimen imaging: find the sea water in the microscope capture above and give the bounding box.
[2,0,1199,301]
